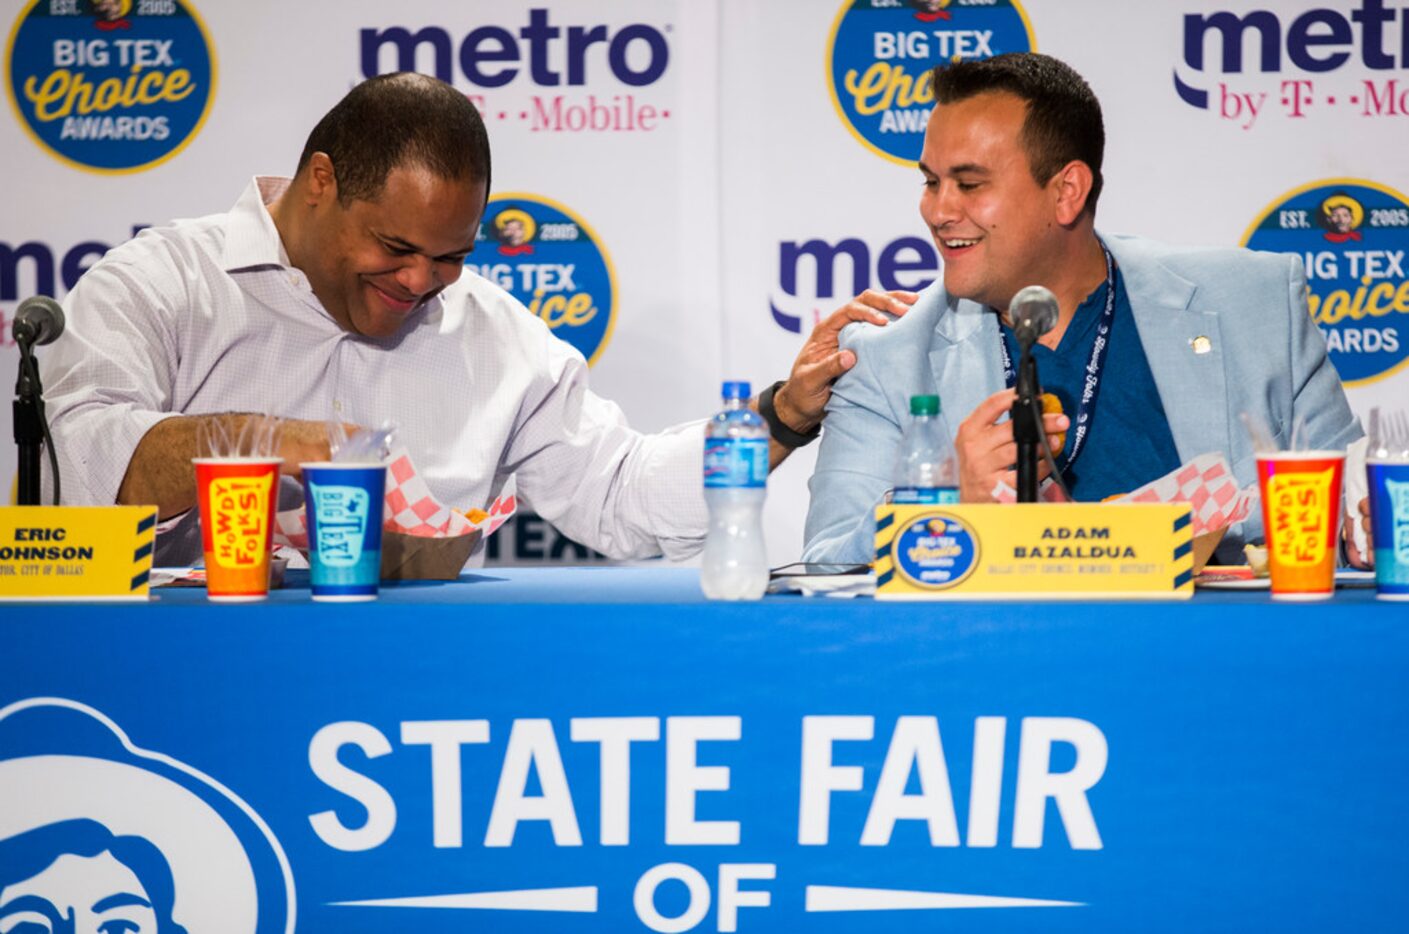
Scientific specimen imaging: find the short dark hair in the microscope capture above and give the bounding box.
[931,53,1104,214]
[0,819,188,934]
[296,72,491,206]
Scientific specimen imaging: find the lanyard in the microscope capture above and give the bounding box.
[998,244,1116,475]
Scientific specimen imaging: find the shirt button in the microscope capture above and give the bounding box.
[333,400,344,413]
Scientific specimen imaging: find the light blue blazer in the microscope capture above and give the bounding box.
[802,234,1363,565]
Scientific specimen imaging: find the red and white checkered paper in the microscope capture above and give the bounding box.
[1111,453,1255,536]
[993,453,1256,537]
[273,447,516,550]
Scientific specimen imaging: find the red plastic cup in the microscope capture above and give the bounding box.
[194,457,283,602]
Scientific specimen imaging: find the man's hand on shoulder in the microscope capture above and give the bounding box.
[773,289,918,434]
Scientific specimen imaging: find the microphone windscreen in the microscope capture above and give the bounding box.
[15,295,65,346]
[1010,285,1058,337]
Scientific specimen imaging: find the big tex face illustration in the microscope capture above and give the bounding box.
[0,819,187,934]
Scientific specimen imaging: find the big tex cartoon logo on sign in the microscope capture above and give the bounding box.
[5,0,216,173]
[468,193,617,366]
[1244,179,1409,385]
[0,698,293,932]
[827,0,1035,165]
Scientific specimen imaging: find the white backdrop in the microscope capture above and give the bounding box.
[2,0,1405,566]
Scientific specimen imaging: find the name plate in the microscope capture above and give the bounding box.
[0,506,157,601]
[874,503,1194,601]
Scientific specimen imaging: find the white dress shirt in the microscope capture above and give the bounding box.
[43,177,707,565]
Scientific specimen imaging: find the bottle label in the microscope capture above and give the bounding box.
[704,438,768,488]
[893,486,959,505]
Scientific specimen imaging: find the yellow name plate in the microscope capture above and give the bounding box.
[0,506,157,601]
[874,503,1194,601]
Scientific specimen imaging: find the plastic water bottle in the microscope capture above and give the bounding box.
[702,380,769,599]
[893,394,959,504]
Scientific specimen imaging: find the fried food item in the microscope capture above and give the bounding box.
[1244,543,1269,577]
[460,507,490,524]
[1041,392,1066,456]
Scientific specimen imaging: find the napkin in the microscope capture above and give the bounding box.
[273,447,516,549]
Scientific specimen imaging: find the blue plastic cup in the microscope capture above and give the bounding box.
[301,462,387,602]
[1366,459,1409,602]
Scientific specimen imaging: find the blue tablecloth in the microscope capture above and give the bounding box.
[2,569,1406,932]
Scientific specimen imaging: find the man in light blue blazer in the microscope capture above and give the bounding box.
[803,53,1361,566]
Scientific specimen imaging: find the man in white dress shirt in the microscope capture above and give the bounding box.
[42,73,908,565]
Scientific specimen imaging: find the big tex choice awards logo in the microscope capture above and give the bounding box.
[827,0,1035,165]
[1173,1,1409,130]
[5,0,215,173]
[1244,179,1409,386]
[468,194,617,366]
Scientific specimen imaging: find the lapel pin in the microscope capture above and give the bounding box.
[1191,335,1212,355]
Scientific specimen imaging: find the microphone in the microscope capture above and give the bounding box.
[1007,286,1057,504]
[1009,285,1058,348]
[13,295,65,347]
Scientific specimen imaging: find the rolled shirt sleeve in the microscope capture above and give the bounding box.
[42,259,183,506]
[501,321,708,561]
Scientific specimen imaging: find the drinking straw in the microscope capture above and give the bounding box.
[1239,411,1276,453]
[333,422,398,464]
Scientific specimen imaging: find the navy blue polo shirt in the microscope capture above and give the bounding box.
[1000,269,1182,501]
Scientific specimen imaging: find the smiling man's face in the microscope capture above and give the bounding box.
[302,162,485,340]
[918,90,1066,311]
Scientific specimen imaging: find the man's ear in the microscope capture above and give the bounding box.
[304,152,338,207]
[1050,160,1095,226]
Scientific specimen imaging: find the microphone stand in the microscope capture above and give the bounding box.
[13,345,45,506]
[1011,342,1042,503]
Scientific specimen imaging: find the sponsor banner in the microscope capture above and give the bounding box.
[2,0,1406,567]
[769,233,939,334]
[5,0,217,173]
[3,585,1407,929]
[1243,179,1409,386]
[357,6,674,140]
[482,512,610,565]
[0,227,150,353]
[1173,0,1409,131]
[827,0,1036,165]
[470,192,618,367]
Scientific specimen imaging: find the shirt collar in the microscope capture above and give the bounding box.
[220,176,294,273]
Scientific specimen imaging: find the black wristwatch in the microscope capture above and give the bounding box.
[758,380,821,449]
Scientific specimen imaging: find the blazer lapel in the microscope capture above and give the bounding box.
[1107,237,1230,465]
[928,294,1005,427]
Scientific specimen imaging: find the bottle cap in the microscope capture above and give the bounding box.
[910,394,939,416]
[722,380,751,400]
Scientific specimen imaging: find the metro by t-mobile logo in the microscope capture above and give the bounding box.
[1173,0,1409,129]
[359,9,672,135]
[769,236,939,334]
